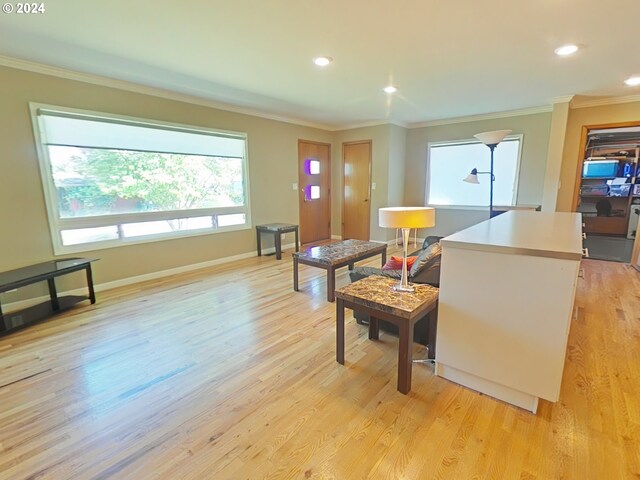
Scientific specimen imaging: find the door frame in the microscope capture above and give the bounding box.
[572,120,640,212]
[298,139,332,244]
[571,120,640,266]
[341,139,372,240]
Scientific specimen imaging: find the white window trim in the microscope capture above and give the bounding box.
[29,103,252,255]
[424,134,523,208]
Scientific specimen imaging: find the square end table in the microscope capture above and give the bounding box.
[335,275,439,394]
[256,223,299,260]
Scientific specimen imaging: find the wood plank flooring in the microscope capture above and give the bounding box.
[0,250,639,479]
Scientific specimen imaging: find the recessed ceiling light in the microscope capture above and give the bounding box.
[313,56,333,67]
[383,85,398,94]
[624,76,640,87]
[554,44,579,56]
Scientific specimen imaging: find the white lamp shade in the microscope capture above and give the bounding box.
[474,129,512,145]
[379,207,435,229]
[463,170,480,183]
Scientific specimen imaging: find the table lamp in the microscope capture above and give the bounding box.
[379,207,436,292]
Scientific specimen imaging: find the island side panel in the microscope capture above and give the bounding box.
[435,245,579,405]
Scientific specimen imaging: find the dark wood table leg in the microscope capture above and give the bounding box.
[256,229,262,256]
[86,264,96,304]
[368,316,379,340]
[327,267,335,302]
[293,257,299,291]
[275,231,282,260]
[397,320,413,394]
[294,227,299,252]
[381,247,387,267]
[47,278,60,311]
[336,299,345,364]
[427,302,438,359]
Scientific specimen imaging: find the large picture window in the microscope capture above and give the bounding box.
[31,105,250,253]
[426,136,522,207]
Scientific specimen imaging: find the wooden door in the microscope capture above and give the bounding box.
[342,140,371,240]
[298,140,331,244]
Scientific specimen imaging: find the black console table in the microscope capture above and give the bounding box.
[0,258,97,335]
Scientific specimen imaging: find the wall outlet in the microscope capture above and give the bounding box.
[372,182,377,190]
[292,183,298,190]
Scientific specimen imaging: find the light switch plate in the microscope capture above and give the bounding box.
[372,182,377,190]
[292,183,298,190]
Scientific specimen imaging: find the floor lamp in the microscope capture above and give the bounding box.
[379,207,435,292]
[463,129,512,218]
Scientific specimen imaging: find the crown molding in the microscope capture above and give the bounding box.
[10,54,639,133]
[408,105,553,129]
[330,119,409,131]
[571,94,640,109]
[0,54,336,131]
[551,95,574,104]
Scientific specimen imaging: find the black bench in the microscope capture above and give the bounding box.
[0,258,97,334]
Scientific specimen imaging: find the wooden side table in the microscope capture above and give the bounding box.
[256,223,299,260]
[335,275,439,394]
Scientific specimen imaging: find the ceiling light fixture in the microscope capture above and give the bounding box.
[624,76,640,87]
[313,56,333,67]
[383,85,398,94]
[554,44,579,56]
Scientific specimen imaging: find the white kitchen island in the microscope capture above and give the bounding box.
[435,211,583,413]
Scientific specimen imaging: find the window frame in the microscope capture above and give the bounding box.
[29,103,252,255]
[425,134,523,208]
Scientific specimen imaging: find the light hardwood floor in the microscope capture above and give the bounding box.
[0,250,639,479]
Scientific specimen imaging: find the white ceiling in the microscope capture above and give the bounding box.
[1,0,639,128]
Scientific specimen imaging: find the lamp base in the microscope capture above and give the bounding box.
[394,227,415,293]
[393,283,415,293]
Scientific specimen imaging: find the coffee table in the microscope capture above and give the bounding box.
[292,239,387,302]
[335,275,439,394]
[0,258,97,335]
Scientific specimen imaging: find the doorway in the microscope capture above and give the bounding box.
[298,140,331,244]
[574,123,640,262]
[342,140,372,240]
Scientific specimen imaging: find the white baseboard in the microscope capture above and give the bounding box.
[435,362,539,414]
[385,237,425,247]
[328,237,411,246]
[1,243,297,312]
[258,242,296,257]
[329,235,418,246]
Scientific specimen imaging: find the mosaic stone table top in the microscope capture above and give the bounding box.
[255,223,298,232]
[293,239,386,266]
[335,275,439,319]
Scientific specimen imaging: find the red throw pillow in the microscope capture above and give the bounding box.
[382,255,417,271]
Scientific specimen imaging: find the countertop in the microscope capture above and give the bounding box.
[440,211,583,260]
